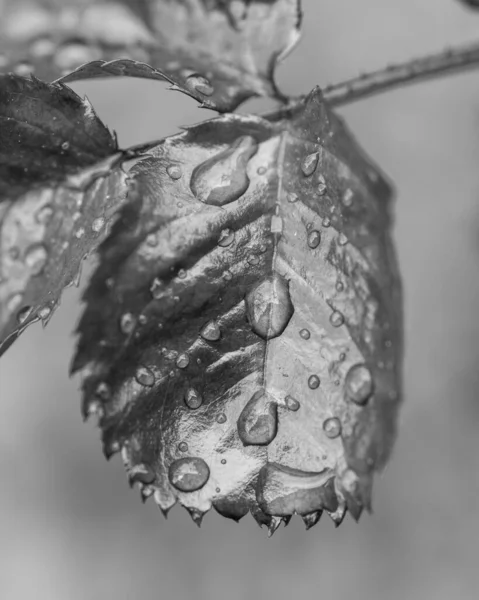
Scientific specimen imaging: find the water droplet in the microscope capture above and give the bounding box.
[185,388,203,409]
[17,305,32,324]
[285,395,300,411]
[92,217,105,233]
[24,243,48,275]
[308,375,320,389]
[237,391,278,446]
[345,364,374,405]
[270,215,283,234]
[299,328,311,340]
[336,281,344,293]
[74,227,85,239]
[169,457,210,492]
[245,274,294,340]
[342,188,354,207]
[166,165,182,180]
[190,135,258,206]
[185,74,214,96]
[218,228,235,247]
[178,442,188,452]
[287,192,299,203]
[247,253,260,266]
[338,232,348,246]
[54,42,98,70]
[61,141,70,151]
[317,175,327,196]
[150,277,163,299]
[257,166,267,175]
[224,270,233,281]
[221,458,227,465]
[322,217,331,228]
[216,413,227,424]
[35,204,53,224]
[38,306,51,320]
[330,310,344,327]
[177,269,186,279]
[146,232,158,246]
[323,417,342,438]
[14,61,33,76]
[135,366,155,387]
[176,353,190,369]
[120,312,136,334]
[301,151,319,176]
[95,382,111,400]
[200,320,221,341]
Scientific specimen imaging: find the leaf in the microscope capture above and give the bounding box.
[0,73,133,354]
[73,87,403,529]
[0,0,302,112]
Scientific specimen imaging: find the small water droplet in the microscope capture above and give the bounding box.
[257,166,267,175]
[178,442,188,452]
[146,232,158,246]
[317,175,327,196]
[138,314,148,325]
[25,243,48,275]
[308,375,320,389]
[95,382,111,400]
[215,487,221,493]
[221,458,227,465]
[16,305,32,324]
[247,253,260,266]
[245,274,294,340]
[185,388,203,409]
[190,136,258,206]
[177,269,186,279]
[150,277,163,299]
[74,227,85,239]
[338,232,348,246]
[176,353,190,369]
[185,73,214,96]
[61,141,70,151]
[285,395,300,411]
[135,366,155,387]
[342,188,354,207]
[38,306,51,320]
[35,204,53,224]
[120,312,136,334]
[323,417,342,438]
[322,217,331,228]
[218,228,235,247]
[168,457,210,492]
[330,310,344,327]
[301,151,319,176]
[224,270,233,281]
[336,281,344,293]
[237,391,278,446]
[287,192,299,203]
[299,328,310,340]
[345,364,374,405]
[216,413,227,424]
[92,217,105,233]
[200,320,221,341]
[166,165,182,180]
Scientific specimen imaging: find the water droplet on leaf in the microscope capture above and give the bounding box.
[245,274,294,340]
[24,243,48,275]
[342,188,354,207]
[176,353,190,369]
[301,151,319,176]
[317,175,327,196]
[135,366,155,387]
[216,413,227,424]
[330,310,344,327]
[307,230,321,249]
[308,375,320,389]
[168,457,210,492]
[200,320,221,341]
[166,165,182,180]
[218,228,235,247]
[185,388,203,409]
[285,395,300,411]
[237,391,278,446]
[299,328,310,340]
[178,442,188,452]
[323,417,342,438]
[92,217,105,233]
[185,74,214,96]
[120,312,136,334]
[345,364,374,405]
[95,382,111,400]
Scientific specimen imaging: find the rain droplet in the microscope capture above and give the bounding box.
[317,175,327,196]
[120,312,136,334]
[61,141,70,151]
[146,232,158,246]
[299,328,311,340]
[177,269,186,279]
[135,366,155,387]
[178,442,188,452]
[336,281,344,293]
[216,413,227,424]
[285,395,300,411]
[17,305,32,324]
[169,457,210,492]
[95,382,111,400]
[245,274,294,340]
[338,232,348,246]
[247,253,260,266]
[345,364,374,405]
[301,151,319,176]
[190,135,258,206]
[308,375,320,389]
[166,165,182,180]
[287,192,299,203]
[257,166,267,175]
[92,217,105,233]
[322,217,331,227]
[74,227,85,239]
[185,388,203,409]
[237,391,278,446]
[185,73,214,96]
[306,230,321,253]
[35,204,53,224]
[38,306,51,320]
[342,188,354,207]
[150,277,163,299]
[323,417,342,438]
[200,320,221,341]
[218,228,235,247]
[25,243,48,275]
[220,459,227,465]
[176,353,190,369]
[330,310,344,327]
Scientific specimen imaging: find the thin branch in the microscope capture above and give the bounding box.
[323,41,479,107]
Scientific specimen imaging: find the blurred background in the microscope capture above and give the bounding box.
[2,0,479,598]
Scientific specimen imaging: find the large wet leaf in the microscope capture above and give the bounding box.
[0,73,133,354]
[0,0,302,112]
[73,87,403,531]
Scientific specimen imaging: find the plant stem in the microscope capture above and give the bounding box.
[323,40,479,107]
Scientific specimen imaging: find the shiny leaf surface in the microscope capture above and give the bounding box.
[0,0,302,112]
[0,74,131,353]
[74,87,403,529]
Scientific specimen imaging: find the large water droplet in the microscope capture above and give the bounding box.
[301,151,319,176]
[307,230,321,249]
[176,353,190,369]
[237,391,278,446]
[185,74,214,96]
[200,320,221,341]
[345,364,374,405]
[185,387,203,409]
[169,457,210,492]
[323,417,342,438]
[166,165,182,180]
[190,136,258,206]
[135,366,155,387]
[245,273,294,340]
[330,310,344,327]
[24,243,48,275]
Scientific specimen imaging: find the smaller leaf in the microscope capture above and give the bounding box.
[0,74,134,353]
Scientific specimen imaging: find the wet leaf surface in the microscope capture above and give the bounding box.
[0,74,132,353]
[74,87,403,530]
[0,0,302,112]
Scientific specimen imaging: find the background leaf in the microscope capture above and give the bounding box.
[0,74,132,353]
[0,0,302,112]
[73,87,402,529]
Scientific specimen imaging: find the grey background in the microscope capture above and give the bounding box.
[2,0,479,598]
